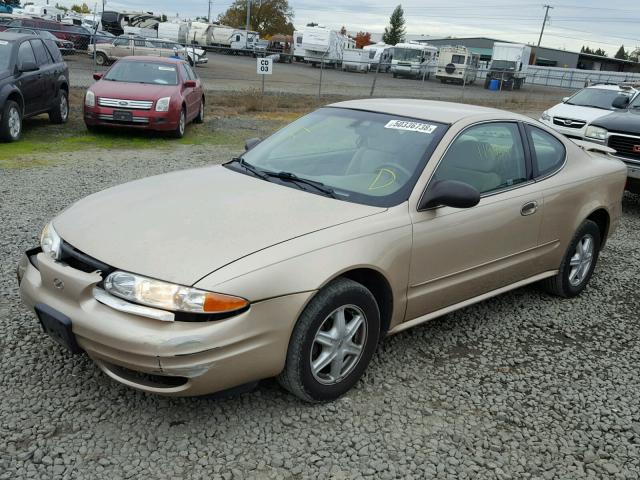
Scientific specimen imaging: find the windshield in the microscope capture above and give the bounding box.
[0,41,10,69]
[392,48,422,62]
[233,108,447,207]
[491,60,516,70]
[628,95,640,109]
[566,88,629,110]
[104,61,178,85]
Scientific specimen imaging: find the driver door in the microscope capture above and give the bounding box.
[406,121,543,319]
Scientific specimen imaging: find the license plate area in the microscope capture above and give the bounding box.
[113,110,133,122]
[35,303,83,354]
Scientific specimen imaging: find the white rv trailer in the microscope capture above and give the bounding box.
[293,30,305,61]
[342,49,369,73]
[389,42,438,79]
[188,21,212,45]
[207,24,258,54]
[157,21,189,44]
[436,45,479,84]
[301,26,346,67]
[22,4,64,21]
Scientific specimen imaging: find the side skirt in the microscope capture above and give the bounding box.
[387,270,558,335]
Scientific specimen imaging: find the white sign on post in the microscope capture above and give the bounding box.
[257,58,273,75]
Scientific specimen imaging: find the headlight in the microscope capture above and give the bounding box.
[85,90,95,107]
[156,97,171,112]
[541,111,551,121]
[103,271,249,315]
[585,125,608,141]
[40,222,62,260]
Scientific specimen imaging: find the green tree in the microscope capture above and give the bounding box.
[594,48,607,57]
[629,47,640,63]
[218,0,294,36]
[70,3,90,13]
[382,4,406,45]
[615,45,628,60]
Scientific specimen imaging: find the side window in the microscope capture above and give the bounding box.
[113,38,129,47]
[179,63,192,81]
[30,39,52,65]
[527,126,566,177]
[185,63,197,79]
[44,39,63,63]
[432,122,528,195]
[17,41,37,67]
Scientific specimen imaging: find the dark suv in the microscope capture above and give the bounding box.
[0,32,70,142]
[586,93,640,194]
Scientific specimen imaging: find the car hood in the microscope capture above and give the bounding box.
[547,103,614,123]
[53,166,385,286]
[91,80,178,99]
[590,108,640,134]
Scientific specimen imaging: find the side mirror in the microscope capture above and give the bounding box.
[93,72,103,80]
[419,180,480,210]
[19,61,38,72]
[612,95,630,109]
[183,80,197,88]
[244,137,261,151]
[562,96,570,103]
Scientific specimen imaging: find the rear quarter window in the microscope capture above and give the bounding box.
[527,126,566,177]
[43,39,63,63]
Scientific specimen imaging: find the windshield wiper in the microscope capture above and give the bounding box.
[266,171,336,198]
[228,157,269,180]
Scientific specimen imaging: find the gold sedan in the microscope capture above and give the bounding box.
[18,99,627,401]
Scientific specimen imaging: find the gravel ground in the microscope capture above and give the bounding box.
[1,139,640,479]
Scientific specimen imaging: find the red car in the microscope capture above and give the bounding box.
[84,56,205,138]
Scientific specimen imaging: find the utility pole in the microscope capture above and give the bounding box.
[534,4,553,65]
[246,0,251,32]
[207,0,212,23]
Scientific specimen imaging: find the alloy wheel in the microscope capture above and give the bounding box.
[60,95,68,121]
[8,106,21,139]
[569,234,594,286]
[310,304,367,385]
[179,111,185,136]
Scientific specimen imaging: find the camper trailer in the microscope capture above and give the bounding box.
[208,24,257,54]
[342,49,369,73]
[189,21,212,45]
[389,42,438,79]
[436,45,479,84]
[485,42,531,90]
[22,4,64,21]
[157,21,189,44]
[302,26,345,67]
[293,30,305,62]
[101,11,159,37]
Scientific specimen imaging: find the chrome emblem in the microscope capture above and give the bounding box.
[633,145,640,153]
[118,101,128,106]
[53,278,64,290]
[563,119,573,126]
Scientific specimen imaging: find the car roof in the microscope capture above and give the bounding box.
[0,31,37,41]
[585,84,630,91]
[119,55,185,64]
[328,98,511,124]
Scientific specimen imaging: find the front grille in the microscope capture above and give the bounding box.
[608,134,640,161]
[59,241,113,276]
[98,98,153,110]
[553,117,586,129]
[97,114,150,124]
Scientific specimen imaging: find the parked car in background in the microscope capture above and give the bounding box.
[0,32,69,142]
[88,35,208,67]
[4,27,75,55]
[1,17,92,50]
[540,84,638,140]
[585,93,640,194]
[83,56,204,138]
[19,98,626,401]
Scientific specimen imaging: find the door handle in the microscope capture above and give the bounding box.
[521,201,538,216]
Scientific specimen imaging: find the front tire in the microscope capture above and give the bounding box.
[0,100,22,142]
[278,278,381,402]
[542,220,601,298]
[49,90,69,124]
[171,108,186,138]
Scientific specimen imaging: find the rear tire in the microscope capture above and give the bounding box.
[95,52,108,66]
[49,90,69,124]
[278,278,380,402]
[194,98,204,124]
[0,100,22,142]
[542,220,601,298]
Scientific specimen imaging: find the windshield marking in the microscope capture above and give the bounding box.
[385,120,438,134]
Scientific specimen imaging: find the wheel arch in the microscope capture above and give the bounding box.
[2,86,24,114]
[585,207,610,247]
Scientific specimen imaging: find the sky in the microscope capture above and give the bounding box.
[58,0,639,56]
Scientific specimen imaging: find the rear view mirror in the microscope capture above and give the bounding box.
[19,61,38,73]
[183,80,197,88]
[612,95,630,109]
[93,72,103,80]
[244,137,261,151]
[419,180,480,210]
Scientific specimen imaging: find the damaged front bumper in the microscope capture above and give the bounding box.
[18,250,314,396]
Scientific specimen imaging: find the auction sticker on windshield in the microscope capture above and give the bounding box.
[385,120,438,134]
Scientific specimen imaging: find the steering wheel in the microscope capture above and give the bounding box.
[368,163,412,191]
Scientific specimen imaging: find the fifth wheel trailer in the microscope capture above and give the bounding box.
[301,26,346,67]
